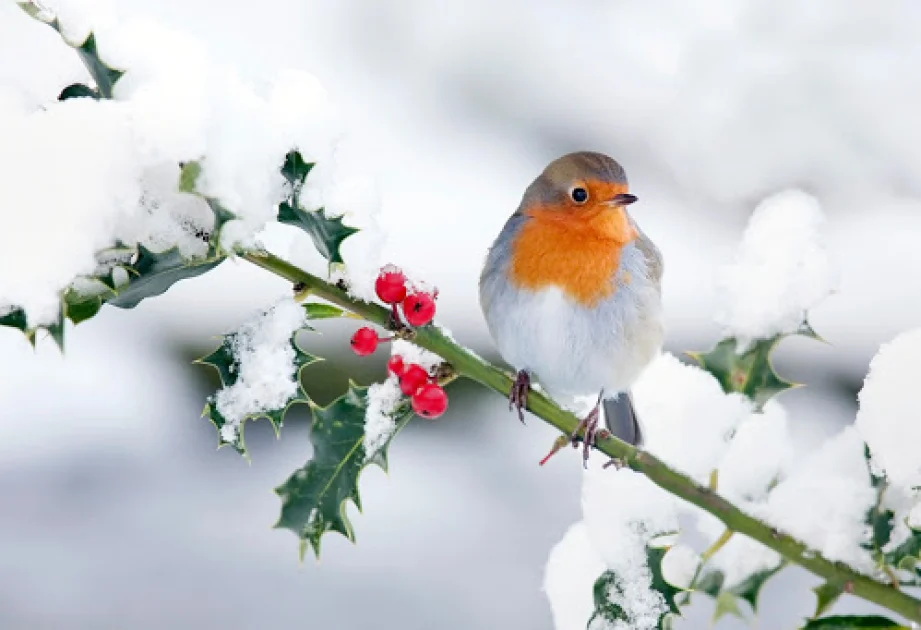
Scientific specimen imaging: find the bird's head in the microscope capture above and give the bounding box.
[518,151,638,243]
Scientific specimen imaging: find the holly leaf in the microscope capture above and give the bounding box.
[303,302,346,320]
[196,328,319,456]
[0,307,28,334]
[688,335,796,409]
[729,562,785,612]
[589,546,687,630]
[74,33,123,98]
[277,150,358,265]
[277,202,358,265]
[105,245,223,309]
[274,382,414,558]
[884,528,921,572]
[812,581,846,619]
[802,615,908,629]
[713,591,746,623]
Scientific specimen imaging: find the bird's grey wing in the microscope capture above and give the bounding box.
[478,212,528,314]
[632,223,663,285]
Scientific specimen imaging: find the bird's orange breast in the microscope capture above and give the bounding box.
[508,205,638,307]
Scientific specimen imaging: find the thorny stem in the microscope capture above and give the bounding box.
[245,247,921,622]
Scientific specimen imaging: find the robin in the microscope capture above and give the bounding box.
[478,151,664,463]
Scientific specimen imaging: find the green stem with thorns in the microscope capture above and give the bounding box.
[243,249,921,625]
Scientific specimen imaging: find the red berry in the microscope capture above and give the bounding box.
[411,383,448,419]
[399,364,430,396]
[387,355,405,377]
[402,292,436,327]
[375,266,408,304]
[350,327,379,356]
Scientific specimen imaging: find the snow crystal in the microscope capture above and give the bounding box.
[580,468,677,630]
[544,522,607,630]
[631,352,753,482]
[213,299,307,433]
[363,375,403,460]
[856,328,921,491]
[718,401,794,502]
[660,545,698,590]
[715,190,837,348]
[758,426,876,572]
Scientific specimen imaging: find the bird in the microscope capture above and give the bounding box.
[478,151,664,464]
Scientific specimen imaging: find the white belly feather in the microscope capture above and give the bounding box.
[482,243,663,398]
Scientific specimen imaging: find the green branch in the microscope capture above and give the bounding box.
[243,249,921,624]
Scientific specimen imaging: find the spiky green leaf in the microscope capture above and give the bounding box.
[729,562,785,612]
[197,328,319,455]
[589,546,686,630]
[689,336,794,409]
[274,383,413,558]
[802,615,908,629]
[277,202,358,265]
[281,150,314,192]
[0,307,28,333]
[107,246,223,309]
[812,581,845,619]
[713,591,746,623]
[75,33,123,98]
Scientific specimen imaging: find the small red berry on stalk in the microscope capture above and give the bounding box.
[387,355,405,377]
[350,327,379,356]
[402,292,436,327]
[399,364,430,396]
[375,266,408,304]
[411,383,448,419]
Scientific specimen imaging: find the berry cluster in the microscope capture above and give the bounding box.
[374,265,437,327]
[348,265,448,419]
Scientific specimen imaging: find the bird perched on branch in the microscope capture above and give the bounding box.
[478,151,664,463]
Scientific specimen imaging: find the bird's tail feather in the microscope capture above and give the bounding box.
[602,392,643,447]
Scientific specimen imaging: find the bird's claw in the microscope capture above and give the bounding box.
[571,406,601,468]
[509,370,530,423]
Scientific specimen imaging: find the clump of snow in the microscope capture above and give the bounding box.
[0,97,142,326]
[579,468,678,630]
[391,338,443,372]
[363,375,402,461]
[2,6,375,324]
[213,299,306,442]
[856,328,921,492]
[631,352,752,481]
[718,401,794,502]
[544,522,607,630]
[715,189,837,348]
[757,426,876,573]
[660,545,698,590]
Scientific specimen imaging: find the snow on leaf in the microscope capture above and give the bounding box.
[277,150,359,265]
[274,382,413,559]
[58,83,99,101]
[196,307,318,456]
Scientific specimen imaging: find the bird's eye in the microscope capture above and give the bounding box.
[570,187,589,204]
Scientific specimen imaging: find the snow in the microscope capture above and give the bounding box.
[715,190,837,348]
[660,545,699,590]
[363,375,403,460]
[579,468,678,630]
[758,426,876,573]
[856,328,921,491]
[544,522,607,630]
[1,5,377,325]
[718,401,794,502]
[631,352,753,482]
[213,298,307,442]
[0,97,142,326]
[390,339,443,372]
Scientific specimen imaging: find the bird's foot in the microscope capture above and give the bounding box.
[570,393,607,467]
[509,370,531,423]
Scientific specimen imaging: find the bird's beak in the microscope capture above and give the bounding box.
[607,193,638,207]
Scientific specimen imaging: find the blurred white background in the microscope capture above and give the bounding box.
[2,0,921,628]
